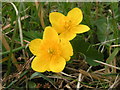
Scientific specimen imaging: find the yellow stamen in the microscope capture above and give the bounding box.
[48,48,55,54]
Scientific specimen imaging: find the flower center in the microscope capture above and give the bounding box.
[47,44,61,56]
[64,17,72,30]
[48,48,55,55]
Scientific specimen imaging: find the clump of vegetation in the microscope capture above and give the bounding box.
[1,2,120,89]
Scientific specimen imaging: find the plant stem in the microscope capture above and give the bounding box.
[0,46,26,56]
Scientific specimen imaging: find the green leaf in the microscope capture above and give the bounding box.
[30,72,55,87]
[23,30,43,41]
[28,81,36,88]
[95,17,113,42]
[71,36,103,66]
[106,48,120,64]
[102,73,120,77]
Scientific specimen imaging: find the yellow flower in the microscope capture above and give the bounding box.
[49,8,90,40]
[29,26,73,72]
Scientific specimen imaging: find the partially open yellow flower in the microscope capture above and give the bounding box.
[29,26,73,72]
[49,8,90,40]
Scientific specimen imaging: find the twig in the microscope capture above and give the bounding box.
[106,47,120,73]
[93,68,105,74]
[79,69,104,81]
[76,73,82,90]
[108,74,120,89]
[18,56,34,76]
[65,84,72,90]
[0,83,2,90]
[35,1,45,29]
[60,72,76,78]
[109,44,120,55]
[92,37,120,46]
[80,83,94,88]
[77,66,92,90]
[0,31,20,71]
[5,29,14,35]
[11,2,25,58]
[66,67,79,72]
[94,60,120,70]
[0,57,9,63]
[2,15,29,31]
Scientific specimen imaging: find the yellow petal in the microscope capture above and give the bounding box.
[31,56,50,72]
[29,39,42,55]
[60,39,73,61]
[49,12,65,33]
[67,8,83,25]
[59,31,76,40]
[43,26,59,42]
[49,56,66,72]
[72,25,90,34]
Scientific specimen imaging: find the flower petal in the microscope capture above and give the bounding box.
[31,56,50,72]
[72,25,90,34]
[59,31,76,40]
[50,56,66,72]
[67,8,83,25]
[43,26,59,42]
[49,12,65,33]
[29,39,42,55]
[60,39,73,61]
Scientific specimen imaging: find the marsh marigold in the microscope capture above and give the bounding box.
[49,8,90,40]
[29,26,73,72]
